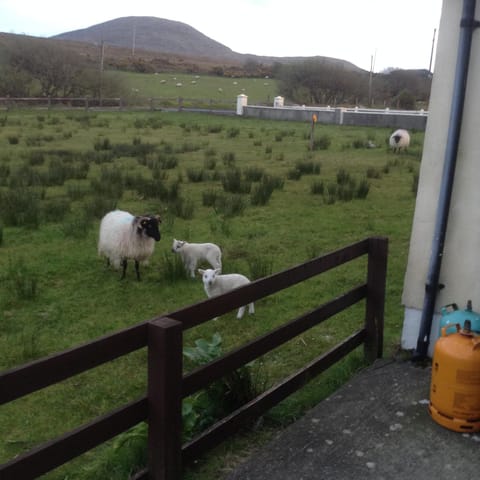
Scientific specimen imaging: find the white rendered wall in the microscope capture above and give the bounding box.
[401,1,480,353]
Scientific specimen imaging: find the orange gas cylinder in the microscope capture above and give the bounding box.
[429,320,480,432]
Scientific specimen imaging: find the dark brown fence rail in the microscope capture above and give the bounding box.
[0,237,388,480]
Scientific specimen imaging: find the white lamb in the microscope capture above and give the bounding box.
[389,129,410,153]
[98,209,161,281]
[172,239,222,278]
[198,268,254,319]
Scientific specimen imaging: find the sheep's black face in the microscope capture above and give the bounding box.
[139,216,161,241]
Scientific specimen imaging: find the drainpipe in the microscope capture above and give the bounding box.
[413,0,479,360]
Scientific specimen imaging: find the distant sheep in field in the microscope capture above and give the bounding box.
[172,239,222,278]
[389,129,410,153]
[98,210,161,281]
[198,268,254,319]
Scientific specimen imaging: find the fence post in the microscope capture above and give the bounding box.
[364,237,388,362]
[148,317,183,480]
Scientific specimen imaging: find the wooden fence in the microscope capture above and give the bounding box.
[0,96,236,111]
[0,237,388,479]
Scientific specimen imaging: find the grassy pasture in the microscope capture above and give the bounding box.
[112,71,279,107]
[0,110,422,479]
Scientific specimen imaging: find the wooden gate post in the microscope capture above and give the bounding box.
[147,317,183,480]
[364,237,388,362]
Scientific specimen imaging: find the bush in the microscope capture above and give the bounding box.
[0,188,41,228]
[157,154,178,170]
[295,160,321,175]
[203,157,216,170]
[62,211,93,238]
[42,198,71,222]
[186,168,207,183]
[84,195,117,220]
[5,257,38,300]
[90,168,124,201]
[0,163,10,184]
[248,255,274,280]
[214,194,246,217]
[169,197,195,220]
[182,333,264,440]
[202,189,219,207]
[226,127,240,138]
[222,152,236,166]
[160,252,188,281]
[312,135,331,150]
[311,180,325,195]
[366,167,381,179]
[412,172,419,195]
[93,137,111,151]
[336,168,352,186]
[222,168,251,194]
[26,151,45,166]
[66,182,90,200]
[356,178,370,199]
[250,175,283,206]
[287,168,302,180]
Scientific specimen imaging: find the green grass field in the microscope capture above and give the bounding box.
[0,109,421,479]
[110,71,279,107]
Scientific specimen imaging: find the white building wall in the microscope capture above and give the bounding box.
[401,0,480,355]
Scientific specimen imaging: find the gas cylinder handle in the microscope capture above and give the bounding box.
[441,323,460,337]
[443,303,459,312]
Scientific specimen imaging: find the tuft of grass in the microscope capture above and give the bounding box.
[5,257,38,301]
[160,252,188,281]
[0,188,41,228]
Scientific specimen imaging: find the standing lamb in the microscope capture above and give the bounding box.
[389,129,410,153]
[172,239,222,278]
[198,268,254,319]
[98,210,161,281]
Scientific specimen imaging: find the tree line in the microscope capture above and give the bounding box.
[0,36,125,99]
[272,60,431,109]
[0,36,431,109]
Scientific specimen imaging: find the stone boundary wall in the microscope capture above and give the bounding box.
[241,105,428,131]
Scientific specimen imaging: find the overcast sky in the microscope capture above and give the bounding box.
[0,0,443,72]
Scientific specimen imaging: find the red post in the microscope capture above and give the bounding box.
[147,317,183,480]
[364,237,388,362]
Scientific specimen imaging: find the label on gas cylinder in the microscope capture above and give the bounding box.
[453,392,480,415]
[456,369,480,385]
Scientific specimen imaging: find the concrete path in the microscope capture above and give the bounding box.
[226,358,480,480]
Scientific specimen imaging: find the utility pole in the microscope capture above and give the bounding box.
[368,51,376,107]
[99,40,105,106]
[428,28,437,75]
[132,19,137,57]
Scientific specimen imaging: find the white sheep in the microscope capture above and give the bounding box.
[389,129,410,153]
[98,210,161,280]
[172,239,222,278]
[198,268,254,319]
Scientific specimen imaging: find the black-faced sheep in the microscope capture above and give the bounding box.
[198,268,254,319]
[172,239,222,278]
[98,210,161,280]
[389,129,410,153]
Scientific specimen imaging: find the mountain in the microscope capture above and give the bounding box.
[52,16,242,62]
[51,16,363,72]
